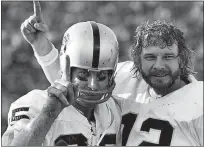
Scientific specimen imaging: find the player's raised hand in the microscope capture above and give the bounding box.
[20,1,51,55]
[46,55,76,114]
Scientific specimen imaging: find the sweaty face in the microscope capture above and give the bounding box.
[71,67,110,107]
[140,43,181,90]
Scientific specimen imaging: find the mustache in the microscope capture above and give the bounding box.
[149,69,171,76]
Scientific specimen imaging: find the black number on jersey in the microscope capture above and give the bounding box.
[122,113,174,146]
[54,134,116,146]
[99,134,116,145]
[121,113,137,145]
[55,134,87,146]
[140,118,173,146]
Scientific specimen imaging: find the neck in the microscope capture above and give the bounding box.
[72,102,95,121]
[153,77,187,96]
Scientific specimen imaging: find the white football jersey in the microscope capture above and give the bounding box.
[5,90,122,146]
[113,61,203,146]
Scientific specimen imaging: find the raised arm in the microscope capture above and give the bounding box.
[21,0,60,83]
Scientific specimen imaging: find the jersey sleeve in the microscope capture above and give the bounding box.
[2,90,47,145]
[113,61,148,102]
[175,80,203,146]
[113,61,134,98]
[34,44,61,84]
[191,115,203,146]
[8,90,47,126]
[190,81,203,145]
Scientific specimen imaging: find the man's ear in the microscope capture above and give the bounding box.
[178,55,184,69]
[178,58,185,76]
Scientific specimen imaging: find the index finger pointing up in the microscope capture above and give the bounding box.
[33,0,42,22]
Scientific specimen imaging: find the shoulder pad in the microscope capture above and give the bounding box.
[116,61,134,74]
[8,89,48,126]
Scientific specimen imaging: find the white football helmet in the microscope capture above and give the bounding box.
[60,21,119,105]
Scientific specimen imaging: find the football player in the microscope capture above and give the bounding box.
[2,1,122,146]
[115,20,203,146]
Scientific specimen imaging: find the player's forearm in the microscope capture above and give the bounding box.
[34,43,61,84]
[10,110,60,146]
[32,37,53,56]
[41,56,61,84]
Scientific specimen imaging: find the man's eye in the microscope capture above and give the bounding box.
[98,76,106,81]
[98,72,107,81]
[163,55,175,60]
[77,76,87,81]
[145,56,156,61]
[77,72,88,81]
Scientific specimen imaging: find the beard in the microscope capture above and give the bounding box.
[141,67,180,92]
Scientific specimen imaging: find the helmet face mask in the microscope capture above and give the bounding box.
[60,21,119,106]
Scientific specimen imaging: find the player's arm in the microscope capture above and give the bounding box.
[2,88,70,146]
[2,55,74,146]
[2,106,59,146]
[1,92,50,146]
[35,46,60,84]
[21,0,60,84]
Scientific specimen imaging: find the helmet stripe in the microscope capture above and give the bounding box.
[89,21,100,68]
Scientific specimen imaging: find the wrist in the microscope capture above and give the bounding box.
[34,43,59,66]
[41,102,62,119]
[41,109,60,119]
[32,38,52,56]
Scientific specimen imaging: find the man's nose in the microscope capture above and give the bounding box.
[153,57,165,70]
[88,76,99,91]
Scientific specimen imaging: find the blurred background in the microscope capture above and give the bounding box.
[1,1,203,135]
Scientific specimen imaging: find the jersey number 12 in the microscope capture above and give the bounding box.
[122,113,174,146]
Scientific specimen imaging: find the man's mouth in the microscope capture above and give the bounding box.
[79,92,92,96]
[151,74,169,77]
[78,92,98,97]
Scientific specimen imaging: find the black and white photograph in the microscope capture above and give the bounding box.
[1,1,203,146]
